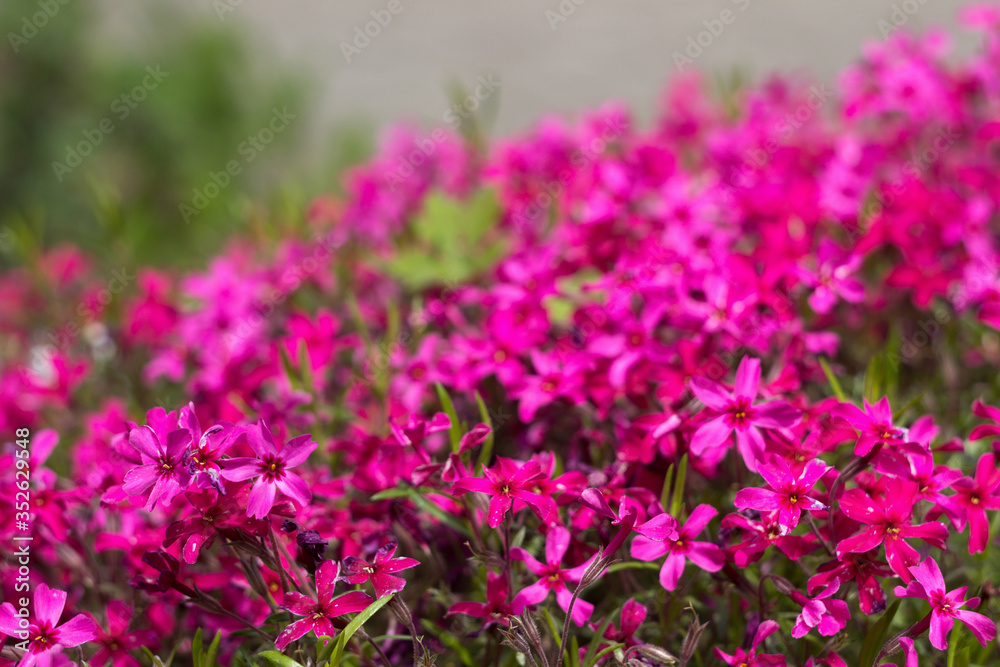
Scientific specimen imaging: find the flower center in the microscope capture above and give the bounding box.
[788,495,798,504]
[885,525,900,539]
[971,495,981,505]
[494,350,506,363]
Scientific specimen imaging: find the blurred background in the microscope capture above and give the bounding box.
[0,0,974,271]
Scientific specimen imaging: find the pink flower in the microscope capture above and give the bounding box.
[714,619,785,666]
[221,419,317,519]
[630,505,725,591]
[734,456,830,530]
[121,408,193,510]
[836,477,949,582]
[894,557,997,651]
[341,540,420,598]
[90,600,158,667]
[275,560,374,651]
[512,526,599,626]
[512,350,589,422]
[447,571,525,628]
[832,397,905,457]
[938,453,1000,554]
[796,241,864,314]
[0,584,97,667]
[452,457,556,528]
[162,487,265,563]
[689,357,801,472]
[790,579,850,638]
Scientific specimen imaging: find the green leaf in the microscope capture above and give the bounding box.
[277,344,300,391]
[296,338,314,394]
[435,383,462,453]
[255,651,306,667]
[328,594,395,666]
[204,631,222,667]
[670,454,688,518]
[370,487,416,501]
[582,613,615,667]
[605,561,661,574]
[316,636,335,663]
[818,357,847,402]
[192,628,204,667]
[474,390,495,466]
[660,462,675,512]
[591,643,626,664]
[863,355,886,405]
[858,599,900,667]
[947,622,966,667]
[569,635,582,667]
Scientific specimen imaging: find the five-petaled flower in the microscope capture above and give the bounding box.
[275,560,374,651]
[221,419,317,519]
[0,584,98,667]
[121,408,193,510]
[836,477,949,582]
[447,571,525,628]
[938,453,1000,554]
[452,456,557,528]
[630,505,725,591]
[894,557,997,650]
[734,455,830,530]
[833,397,905,457]
[511,526,599,626]
[689,357,801,472]
[341,540,420,598]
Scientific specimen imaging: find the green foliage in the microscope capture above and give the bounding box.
[0,0,354,271]
[383,189,505,290]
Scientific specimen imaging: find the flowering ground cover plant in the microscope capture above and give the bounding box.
[5,6,1000,666]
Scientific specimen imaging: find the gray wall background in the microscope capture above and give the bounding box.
[98,1,975,158]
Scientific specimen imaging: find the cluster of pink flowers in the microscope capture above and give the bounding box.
[4,6,1000,666]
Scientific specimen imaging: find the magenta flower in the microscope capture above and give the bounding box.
[0,584,98,667]
[714,619,785,667]
[341,540,420,598]
[795,241,864,314]
[221,419,317,519]
[511,526,599,626]
[121,408,193,510]
[836,477,949,582]
[630,505,725,591]
[512,350,589,422]
[90,600,158,667]
[592,598,646,650]
[275,560,374,651]
[894,557,997,650]
[722,511,819,567]
[163,487,265,563]
[790,578,850,638]
[447,571,525,628]
[734,456,830,530]
[689,357,801,472]
[938,453,1000,553]
[832,396,905,457]
[452,456,557,528]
